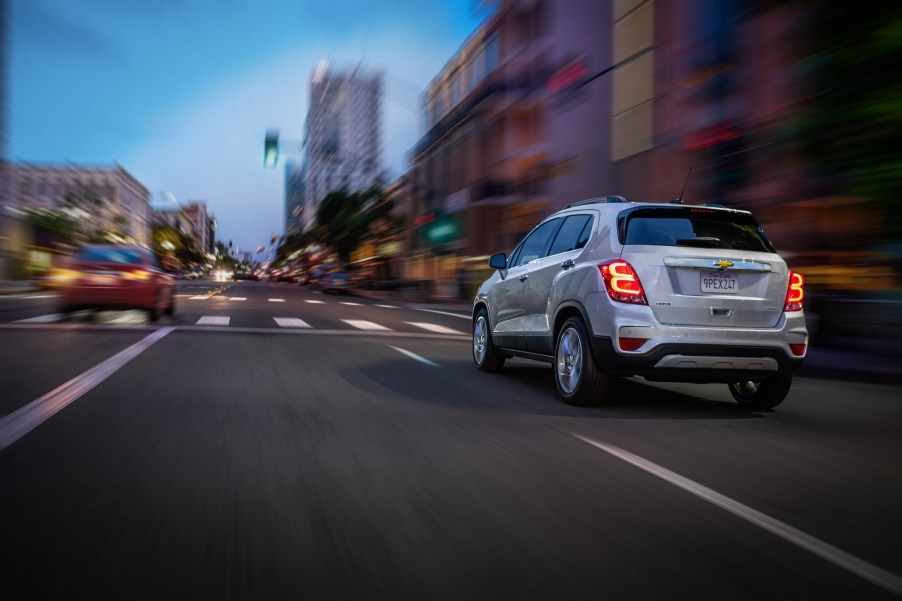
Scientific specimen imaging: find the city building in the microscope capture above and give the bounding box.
[408,0,613,294]
[153,200,214,255]
[284,160,305,236]
[5,162,151,245]
[302,61,383,231]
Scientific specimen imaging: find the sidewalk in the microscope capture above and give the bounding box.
[0,280,40,295]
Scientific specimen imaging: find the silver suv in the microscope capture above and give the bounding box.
[472,197,807,409]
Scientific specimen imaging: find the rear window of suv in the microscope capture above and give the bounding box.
[619,207,775,253]
[77,247,146,264]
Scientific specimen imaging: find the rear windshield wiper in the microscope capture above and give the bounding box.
[676,237,720,248]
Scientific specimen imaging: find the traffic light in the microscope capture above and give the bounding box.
[264,129,279,169]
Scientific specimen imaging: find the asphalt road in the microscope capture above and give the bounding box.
[1,279,900,599]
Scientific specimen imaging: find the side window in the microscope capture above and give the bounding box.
[548,215,593,256]
[510,219,560,267]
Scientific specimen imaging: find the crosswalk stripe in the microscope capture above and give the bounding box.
[305,299,325,304]
[268,298,286,303]
[406,322,465,335]
[341,319,392,331]
[339,301,362,306]
[376,304,398,309]
[16,314,64,323]
[196,316,230,326]
[188,296,208,300]
[273,317,311,328]
[228,297,247,301]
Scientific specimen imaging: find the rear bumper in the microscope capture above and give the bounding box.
[60,284,162,310]
[589,336,804,382]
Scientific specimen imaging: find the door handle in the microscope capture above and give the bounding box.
[561,259,575,269]
[519,274,529,282]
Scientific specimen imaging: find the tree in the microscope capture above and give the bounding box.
[315,187,388,263]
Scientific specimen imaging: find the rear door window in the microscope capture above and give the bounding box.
[620,207,775,252]
[547,214,593,256]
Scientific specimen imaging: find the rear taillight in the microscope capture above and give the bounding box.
[784,271,804,312]
[599,260,647,305]
[122,269,152,281]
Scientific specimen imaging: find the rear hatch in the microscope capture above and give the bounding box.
[618,206,789,328]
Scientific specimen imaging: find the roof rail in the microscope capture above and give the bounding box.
[567,195,629,208]
[701,203,726,208]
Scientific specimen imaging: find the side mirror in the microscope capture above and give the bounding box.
[489,253,507,270]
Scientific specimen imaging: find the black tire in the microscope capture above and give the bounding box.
[554,317,609,406]
[164,292,175,317]
[728,373,793,410]
[473,308,505,373]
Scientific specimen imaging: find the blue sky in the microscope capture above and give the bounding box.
[8,0,487,253]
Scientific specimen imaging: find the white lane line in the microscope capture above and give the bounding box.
[175,294,193,298]
[570,433,902,597]
[387,345,440,367]
[196,315,230,326]
[406,322,465,335]
[342,319,392,331]
[339,301,363,306]
[376,304,398,309]
[22,294,57,300]
[188,295,208,300]
[15,314,64,323]
[228,297,247,301]
[414,308,470,320]
[273,317,311,328]
[305,299,325,304]
[268,298,286,303]
[0,327,174,451]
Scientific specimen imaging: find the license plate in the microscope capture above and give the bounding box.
[701,271,738,294]
[88,274,116,285]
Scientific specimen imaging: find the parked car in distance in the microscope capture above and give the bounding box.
[320,272,352,293]
[58,244,175,321]
[473,197,807,410]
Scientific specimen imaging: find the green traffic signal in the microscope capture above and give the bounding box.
[264,129,279,169]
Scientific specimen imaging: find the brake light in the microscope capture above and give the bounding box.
[784,271,804,312]
[599,260,647,304]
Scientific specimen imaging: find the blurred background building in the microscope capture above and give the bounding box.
[153,199,214,256]
[302,62,383,232]
[3,163,151,276]
[284,160,305,236]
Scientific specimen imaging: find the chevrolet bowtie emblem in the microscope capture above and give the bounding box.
[713,260,734,269]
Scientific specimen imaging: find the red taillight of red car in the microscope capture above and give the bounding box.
[599,260,647,305]
[784,271,804,312]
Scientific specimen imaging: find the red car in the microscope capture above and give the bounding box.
[59,244,175,321]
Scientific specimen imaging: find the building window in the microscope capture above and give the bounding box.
[485,33,500,74]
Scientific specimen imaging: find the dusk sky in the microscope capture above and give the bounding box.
[8,0,489,254]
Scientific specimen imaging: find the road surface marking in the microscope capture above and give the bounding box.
[406,322,465,335]
[175,294,193,297]
[414,308,470,320]
[196,315,230,326]
[305,299,325,304]
[15,314,64,323]
[0,327,174,451]
[376,304,398,309]
[268,298,286,303]
[342,319,392,331]
[21,294,56,299]
[388,345,440,367]
[273,317,311,328]
[339,301,363,306]
[570,433,902,597]
[228,297,247,301]
[188,295,208,300]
